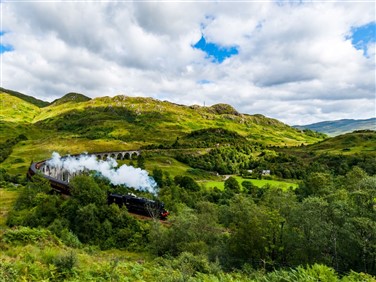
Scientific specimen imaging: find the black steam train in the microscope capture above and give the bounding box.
[27,161,169,219]
[108,193,169,219]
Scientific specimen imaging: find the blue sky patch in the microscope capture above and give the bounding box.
[0,31,14,54]
[197,79,212,85]
[193,35,238,63]
[0,45,14,54]
[348,22,375,57]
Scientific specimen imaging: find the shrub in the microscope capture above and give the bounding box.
[300,263,338,282]
[60,228,82,248]
[2,227,53,244]
[0,261,18,282]
[342,271,376,282]
[171,252,216,275]
[52,251,77,275]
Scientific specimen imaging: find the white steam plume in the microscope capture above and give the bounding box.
[46,152,157,194]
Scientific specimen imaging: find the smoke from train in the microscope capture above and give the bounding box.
[46,152,157,194]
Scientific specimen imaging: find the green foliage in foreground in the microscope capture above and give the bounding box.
[0,226,374,282]
[5,165,376,278]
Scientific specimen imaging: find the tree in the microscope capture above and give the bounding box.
[70,175,107,207]
[286,197,332,266]
[344,166,368,191]
[74,203,102,244]
[297,172,333,199]
[13,174,51,210]
[242,180,256,195]
[224,195,266,268]
[137,154,145,169]
[174,176,200,192]
[224,177,240,194]
[152,167,164,188]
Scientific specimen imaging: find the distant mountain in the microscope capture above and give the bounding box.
[0,87,49,108]
[294,118,376,136]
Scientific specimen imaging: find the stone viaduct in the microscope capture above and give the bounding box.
[37,150,141,183]
[94,150,140,160]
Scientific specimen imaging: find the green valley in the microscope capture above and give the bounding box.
[1,88,375,281]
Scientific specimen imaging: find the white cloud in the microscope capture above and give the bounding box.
[1,1,375,125]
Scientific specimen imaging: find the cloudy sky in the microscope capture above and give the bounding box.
[1,1,375,125]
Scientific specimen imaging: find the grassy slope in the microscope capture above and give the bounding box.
[0,189,19,228]
[1,92,324,174]
[202,176,299,191]
[50,92,91,106]
[305,130,376,155]
[34,95,321,145]
[0,87,49,108]
[2,91,374,176]
[0,93,41,123]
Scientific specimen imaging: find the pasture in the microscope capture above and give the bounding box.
[202,176,299,191]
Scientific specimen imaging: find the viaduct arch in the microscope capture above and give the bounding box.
[36,150,141,183]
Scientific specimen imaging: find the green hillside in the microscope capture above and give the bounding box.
[50,92,91,106]
[0,89,323,174]
[33,95,321,145]
[3,89,376,177]
[0,93,41,123]
[0,87,49,108]
[306,130,376,154]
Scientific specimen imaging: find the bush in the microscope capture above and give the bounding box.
[298,264,338,282]
[168,252,220,279]
[342,271,376,282]
[60,228,82,248]
[52,251,77,276]
[174,176,200,192]
[0,261,18,282]
[2,227,54,244]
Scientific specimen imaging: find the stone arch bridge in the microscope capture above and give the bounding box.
[94,150,140,160]
[36,150,141,183]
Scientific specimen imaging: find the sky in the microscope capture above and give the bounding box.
[1,1,375,125]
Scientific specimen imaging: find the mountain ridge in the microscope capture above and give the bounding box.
[50,92,91,106]
[0,87,49,108]
[294,118,376,136]
[1,88,375,177]
[1,88,323,146]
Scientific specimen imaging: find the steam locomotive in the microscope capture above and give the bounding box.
[27,161,169,219]
[108,193,169,219]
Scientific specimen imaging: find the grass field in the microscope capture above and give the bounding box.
[0,188,19,228]
[201,176,299,191]
[115,155,222,182]
[0,136,146,175]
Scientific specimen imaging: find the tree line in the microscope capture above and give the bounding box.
[6,163,376,276]
[176,145,376,179]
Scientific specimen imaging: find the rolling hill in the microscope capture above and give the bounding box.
[50,92,91,106]
[294,118,376,136]
[0,87,49,108]
[306,130,376,154]
[1,88,325,174]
